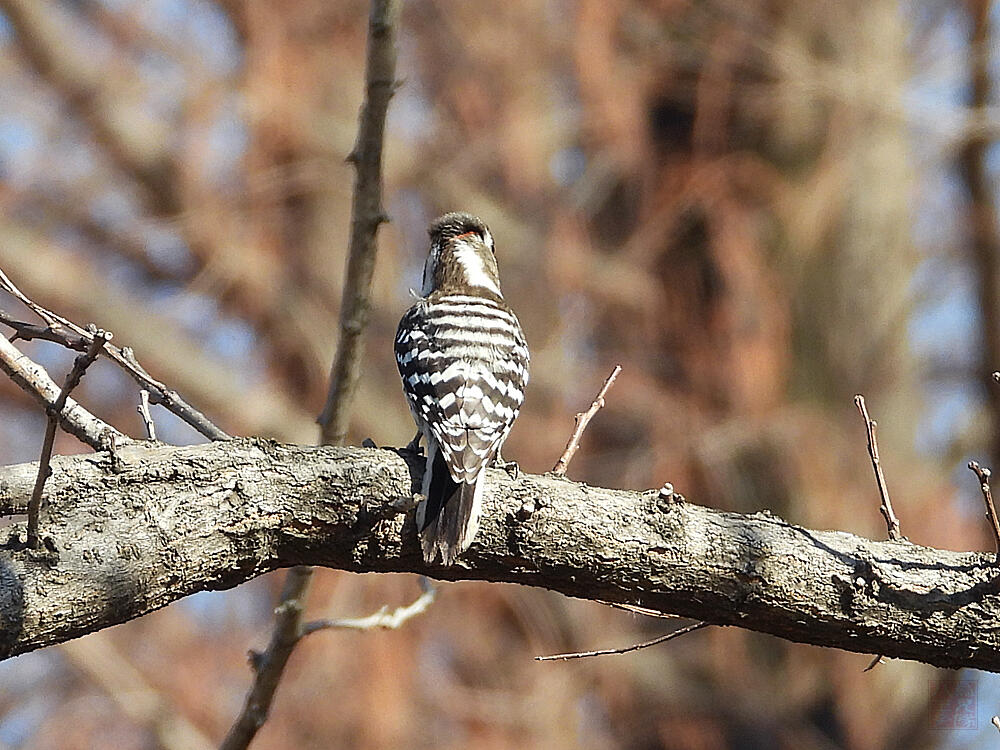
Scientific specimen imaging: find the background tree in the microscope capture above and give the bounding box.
[0,1,995,748]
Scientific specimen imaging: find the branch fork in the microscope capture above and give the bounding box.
[0,274,228,442]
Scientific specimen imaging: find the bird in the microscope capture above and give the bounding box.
[394,212,529,565]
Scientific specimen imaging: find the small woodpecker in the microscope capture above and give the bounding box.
[394,212,529,565]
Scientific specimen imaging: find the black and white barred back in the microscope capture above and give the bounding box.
[395,213,529,565]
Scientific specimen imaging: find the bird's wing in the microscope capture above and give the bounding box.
[395,302,528,483]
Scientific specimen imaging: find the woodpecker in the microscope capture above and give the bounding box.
[395,212,529,565]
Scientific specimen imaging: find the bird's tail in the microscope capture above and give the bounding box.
[416,440,484,566]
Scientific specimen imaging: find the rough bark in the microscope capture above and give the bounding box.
[0,437,996,671]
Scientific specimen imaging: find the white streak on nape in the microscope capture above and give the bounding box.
[453,242,503,297]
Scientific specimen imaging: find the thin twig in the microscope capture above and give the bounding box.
[0,277,229,442]
[968,461,1000,556]
[137,389,156,441]
[854,394,901,672]
[0,268,61,329]
[597,600,680,619]
[854,395,902,541]
[26,329,110,548]
[302,577,436,635]
[117,346,228,441]
[318,0,401,445]
[1,310,66,345]
[552,365,622,476]
[535,621,708,661]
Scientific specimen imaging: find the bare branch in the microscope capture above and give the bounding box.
[599,600,680,619]
[26,330,110,548]
[302,577,436,635]
[118,346,229,442]
[552,364,622,476]
[0,270,229,442]
[228,2,402,746]
[0,335,126,454]
[222,574,433,749]
[967,461,1000,557]
[535,621,708,661]
[854,395,903,541]
[219,566,314,750]
[318,0,401,445]
[0,269,63,330]
[0,439,997,672]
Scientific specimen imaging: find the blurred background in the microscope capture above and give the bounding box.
[0,0,996,748]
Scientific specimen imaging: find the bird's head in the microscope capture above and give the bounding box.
[421,212,501,298]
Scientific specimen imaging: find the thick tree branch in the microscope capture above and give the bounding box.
[0,438,996,672]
